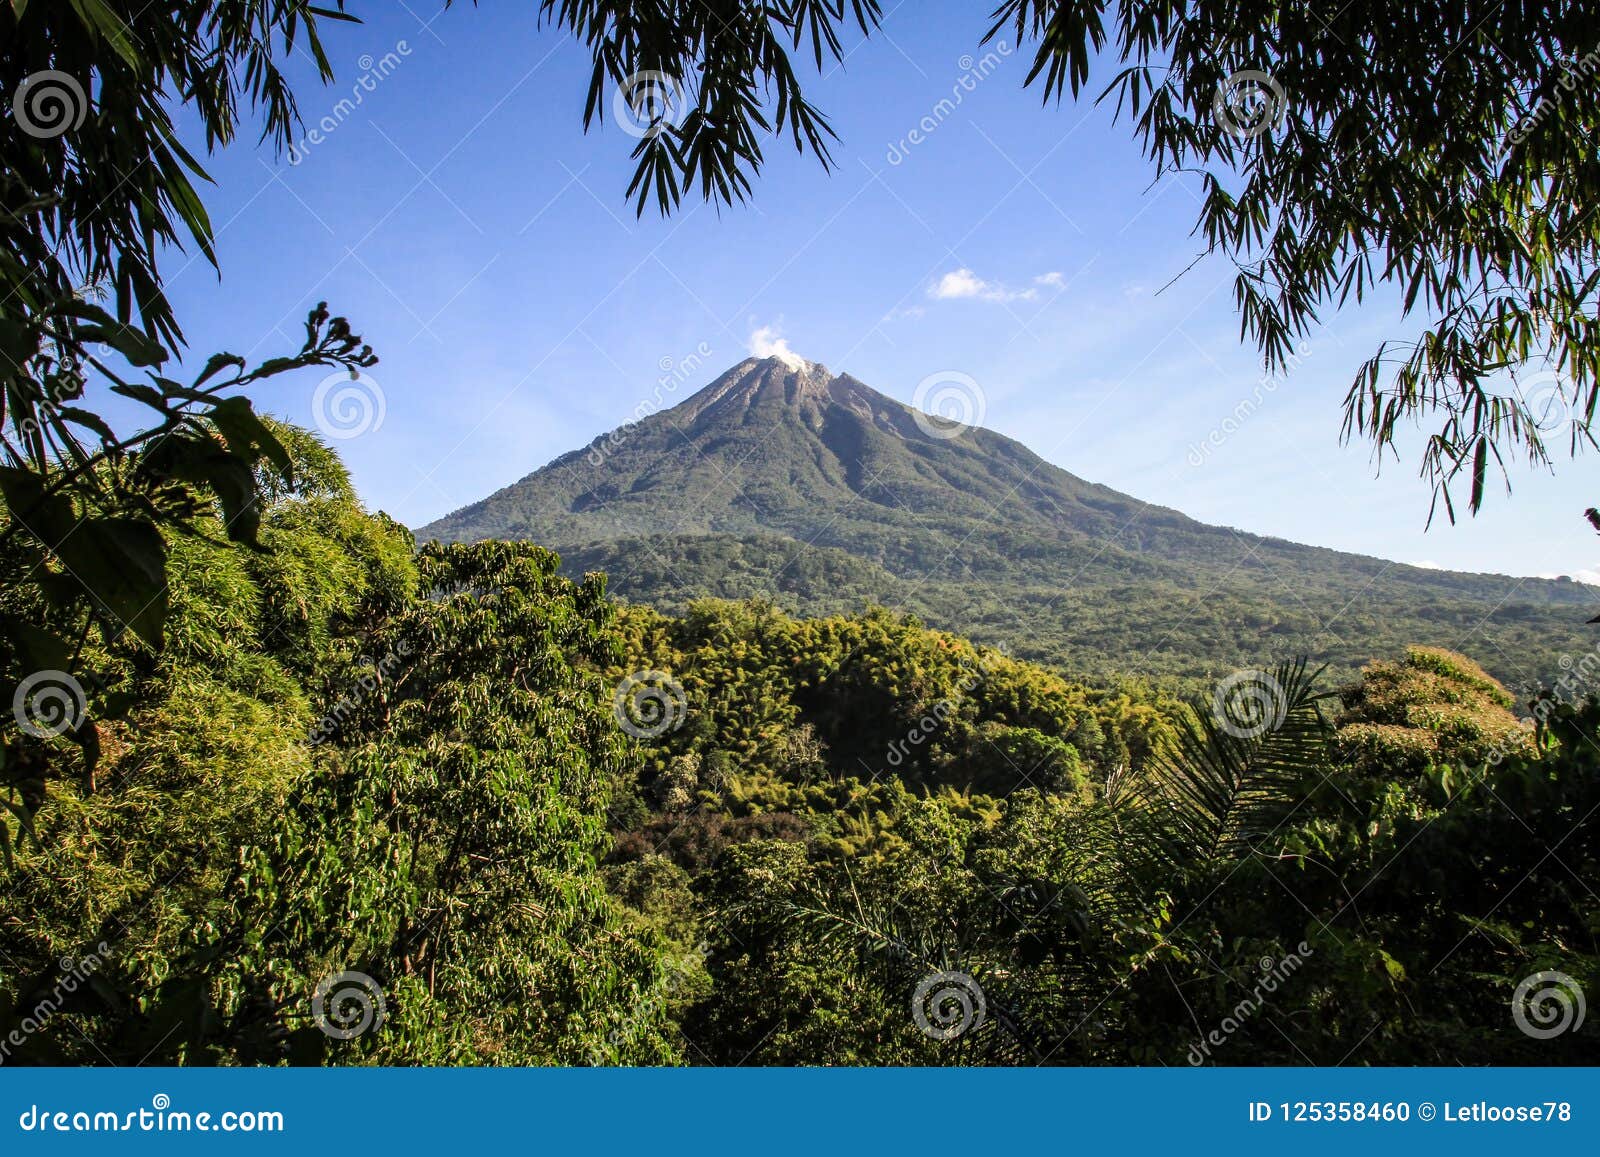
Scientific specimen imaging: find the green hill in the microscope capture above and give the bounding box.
[419,356,1596,690]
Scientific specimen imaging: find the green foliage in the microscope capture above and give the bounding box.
[1,0,352,345]
[0,462,679,1066]
[3,3,1595,1069]
[1335,645,1536,779]
[4,459,1595,1067]
[603,596,1175,811]
[989,0,1600,515]
[0,301,379,838]
[199,541,671,1065]
[961,723,1089,800]
[693,655,1598,1065]
[1,0,377,839]
[1142,659,1336,867]
[511,0,884,215]
[0,451,388,1061]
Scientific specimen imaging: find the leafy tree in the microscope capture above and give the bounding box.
[2,1,374,834]
[687,650,1597,1065]
[961,722,1089,799]
[0,307,376,845]
[990,0,1600,518]
[6,1,1596,1072]
[0,428,413,1061]
[206,540,673,1064]
[1141,659,1336,868]
[2,1,352,345]
[503,0,886,215]
[0,473,680,1064]
[1334,645,1536,782]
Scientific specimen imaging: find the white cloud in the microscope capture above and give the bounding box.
[747,324,807,370]
[931,268,998,300]
[929,267,1061,304]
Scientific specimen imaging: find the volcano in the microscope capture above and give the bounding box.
[418,356,1595,687]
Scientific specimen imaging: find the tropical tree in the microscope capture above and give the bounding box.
[687,652,1598,1065]
[2,1,376,836]
[204,540,677,1065]
[0,426,415,1061]
[0,461,679,1064]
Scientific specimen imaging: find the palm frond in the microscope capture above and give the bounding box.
[1137,657,1336,870]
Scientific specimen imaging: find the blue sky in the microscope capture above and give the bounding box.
[157,1,1598,581]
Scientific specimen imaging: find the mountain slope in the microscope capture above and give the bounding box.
[419,357,1596,689]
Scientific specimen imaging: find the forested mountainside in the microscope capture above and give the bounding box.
[420,357,1596,691]
[6,427,1595,1065]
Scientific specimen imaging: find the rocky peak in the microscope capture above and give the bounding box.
[678,354,838,416]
